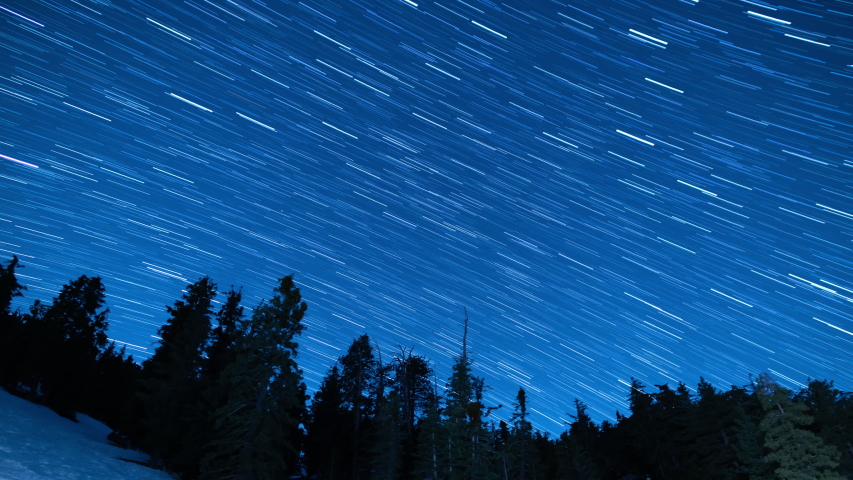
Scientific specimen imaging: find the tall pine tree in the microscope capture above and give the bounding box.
[509,387,534,480]
[0,256,27,389]
[305,364,351,480]
[32,275,109,418]
[202,275,307,480]
[756,373,843,480]
[557,399,601,480]
[137,277,217,469]
[339,334,379,480]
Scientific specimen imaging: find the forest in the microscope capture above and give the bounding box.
[0,255,850,480]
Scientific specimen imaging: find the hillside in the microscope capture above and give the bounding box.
[0,389,172,480]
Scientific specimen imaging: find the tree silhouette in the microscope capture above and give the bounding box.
[0,256,27,389]
[339,334,379,480]
[757,373,843,480]
[137,277,217,470]
[202,275,307,480]
[28,275,109,418]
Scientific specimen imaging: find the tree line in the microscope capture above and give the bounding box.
[0,255,850,480]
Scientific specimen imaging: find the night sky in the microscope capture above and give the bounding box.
[1,0,852,432]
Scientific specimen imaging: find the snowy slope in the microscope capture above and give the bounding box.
[0,389,173,480]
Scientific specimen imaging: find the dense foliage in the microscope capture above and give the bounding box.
[1,255,850,480]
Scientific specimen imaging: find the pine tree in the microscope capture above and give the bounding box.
[688,378,739,479]
[795,380,853,476]
[617,378,654,477]
[34,275,109,418]
[441,309,498,480]
[393,348,435,479]
[137,277,217,469]
[88,342,143,430]
[557,399,601,480]
[201,275,307,480]
[339,334,379,480]
[649,382,694,478]
[729,380,773,480]
[0,256,26,388]
[205,287,244,383]
[467,376,498,480]
[305,364,350,480]
[415,405,449,480]
[756,373,843,480]
[372,389,403,480]
[509,387,534,480]
[0,255,26,314]
[445,311,475,480]
[394,347,435,437]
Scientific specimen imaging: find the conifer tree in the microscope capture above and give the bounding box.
[445,311,475,480]
[689,378,739,478]
[35,275,109,417]
[0,255,25,314]
[557,399,601,480]
[415,404,449,480]
[0,256,26,388]
[510,387,534,480]
[137,277,217,469]
[441,309,498,480]
[618,378,654,476]
[205,287,244,383]
[372,389,403,480]
[725,380,772,479]
[305,364,350,480]
[202,275,307,480]
[468,376,498,480]
[339,334,379,479]
[756,373,843,480]
[394,348,435,436]
[649,382,693,478]
[393,348,435,479]
[87,342,141,429]
[795,380,853,476]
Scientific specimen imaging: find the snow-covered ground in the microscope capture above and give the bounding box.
[0,389,173,480]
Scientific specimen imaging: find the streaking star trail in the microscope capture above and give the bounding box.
[0,0,851,430]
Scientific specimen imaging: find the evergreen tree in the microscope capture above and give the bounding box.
[372,389,403,480]
[725,380,772,479]
[415,404,449,480]
[440,309,497,480]
[509,387,534,480]
[688,378,739,479]
[205,287,245,383]
[137,277,217,470]
[467,376,498,480]
[339,334,379,480]
[393,348,435,480]
[795,379,853,476]
[614,378,653,477]
[202,275,307,480]
[0,255,25,314]
[14,300,49,396]
[32,275,109,418]
[0,256,26,388]
[394,348,435,436]
[445,312,475,480]
[305,364,351,480]
[649,382,693,478]
[756,373,843,480]
[557,399,601,480]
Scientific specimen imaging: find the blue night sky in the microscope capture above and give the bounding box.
[1,0,851,432]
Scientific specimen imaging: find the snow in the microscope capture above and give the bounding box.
[0,389,174,480]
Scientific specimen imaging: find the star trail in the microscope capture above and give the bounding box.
[1,0,851,432]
